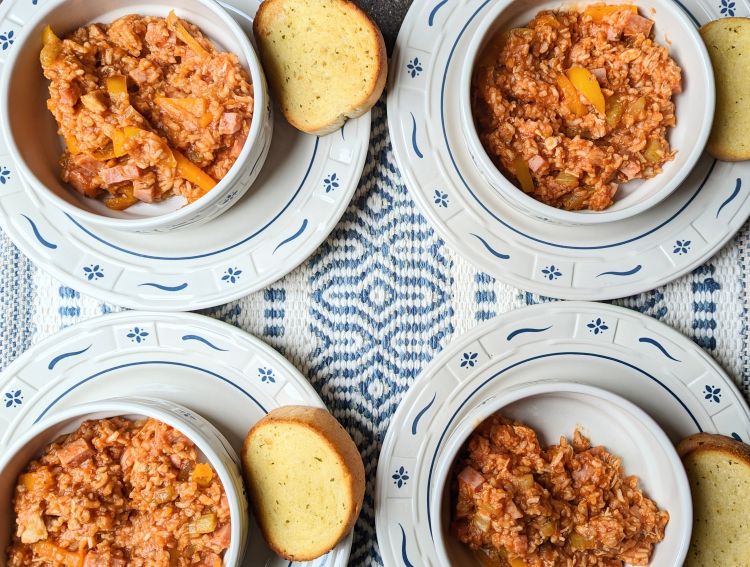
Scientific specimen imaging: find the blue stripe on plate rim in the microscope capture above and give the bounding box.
[422,351,702,539]
[438,0,716,251]
[33,360,268,423]
[62,137,319,261]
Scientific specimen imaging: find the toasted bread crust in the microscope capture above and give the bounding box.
[242,406,365,561]
[677,432,750,460]
[699,17,750,161]
[253,0,386,135]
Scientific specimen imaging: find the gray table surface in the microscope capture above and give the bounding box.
[358,0,412,53]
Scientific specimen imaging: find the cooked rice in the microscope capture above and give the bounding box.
[452,415,669,566]
[7,417,231,566]
[472,6,682,211]
[41,14,253,209]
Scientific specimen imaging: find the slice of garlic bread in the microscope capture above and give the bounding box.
[700,17,750,161]
[677,433,750,567]
[242,406,365,561]
[253,0,387,135]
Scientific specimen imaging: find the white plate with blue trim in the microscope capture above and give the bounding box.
[0,311,353,567]
[0,0,368,311]
[388,0,750,300]
[374,301,750,566]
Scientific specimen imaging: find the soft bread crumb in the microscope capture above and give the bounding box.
[678,433,750,566]
[700,17,750,161]
[253,0,387,135]
[242,406,365,561]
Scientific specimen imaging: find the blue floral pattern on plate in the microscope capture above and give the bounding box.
[126,327,149,343]
[433,190,449,208]
[392,466,410,488]
[460,351,478,368]
[541,265,562,281]
[0,30,14,51]
[83,264,104,281]
[587,318,609,335]
[720,0,736,16]
[0,167,10,184]
[704,384,722,403]
[4,389,22,408]
[222,267,243,284]
[406,57,423,78]
[258,367,275,383]
[323,173,340,193]
[673,240,691,255]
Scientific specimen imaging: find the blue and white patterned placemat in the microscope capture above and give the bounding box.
[1,100,749,566]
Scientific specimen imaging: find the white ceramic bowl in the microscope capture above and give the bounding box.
[430,381,692,566]
[0,397,248,566]
[0,0,272,233]
[460,0,715,225]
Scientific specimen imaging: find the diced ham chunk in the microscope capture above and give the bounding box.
[619,160,641,180]
[211,523,231,549]
[218,112,242,135]
[56,438,94,467]
[132,172,159,203]
[458,466,485,491]
[59,82,81,107]
[528,155,547,173]
[64,154,103,198]
[623,14,654,37]
[228,131,248,160]
[100,164,142,185]
[606,26,621,41]
[590,67,606,83]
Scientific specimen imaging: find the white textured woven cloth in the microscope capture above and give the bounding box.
[1,100,749,566]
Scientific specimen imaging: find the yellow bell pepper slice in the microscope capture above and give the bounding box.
[566,67,605,115]
[512,157,534,193]
[106,75,129,105]
[42,25,60,45]
[110,130,128,158]
[173,150,217,194]
[167,10,209,58]
[584,4,638,22]
[191,462,214,487]
[65,136,81,155]
[40,25,62,67]
[556,74,586,117]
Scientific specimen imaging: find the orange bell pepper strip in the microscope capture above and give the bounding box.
[155,96,208,117]
[583,4,638,22]
[65,136,81,155]
[167,10,210,58]
[173,150,217,194]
